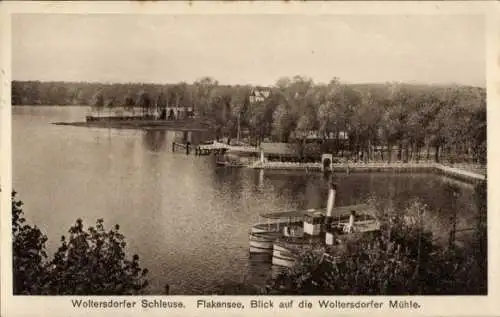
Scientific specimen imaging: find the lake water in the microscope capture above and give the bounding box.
[12,106,479,295]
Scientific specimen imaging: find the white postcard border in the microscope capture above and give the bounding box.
[1,1,499,317]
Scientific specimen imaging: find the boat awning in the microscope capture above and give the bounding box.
[259,204,375,220]
[328,204,374,215]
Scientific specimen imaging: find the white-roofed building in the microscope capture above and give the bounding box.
[249,88,271,104]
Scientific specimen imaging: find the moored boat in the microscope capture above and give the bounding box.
[249,231,282,253]
[271,216,380,268]
[249,210,317,254]
[216,160,228,167]
[271,242,300,268]
[249,183,381,268]
[250,210,318,234]
[249,204,377,255]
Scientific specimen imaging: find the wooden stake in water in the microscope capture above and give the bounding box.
[237,112,241,143]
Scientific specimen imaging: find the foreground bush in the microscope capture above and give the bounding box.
[12,191,149,295]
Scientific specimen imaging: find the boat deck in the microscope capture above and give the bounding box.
[273,220,380,255]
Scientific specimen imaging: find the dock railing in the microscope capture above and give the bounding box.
[248,161,486,181]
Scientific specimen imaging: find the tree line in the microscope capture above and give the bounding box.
[12,76,486,164]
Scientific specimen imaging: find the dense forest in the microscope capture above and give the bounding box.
[12,77,486,164]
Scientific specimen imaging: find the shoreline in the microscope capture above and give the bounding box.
[51,122,486,183]
[52,121,210,132]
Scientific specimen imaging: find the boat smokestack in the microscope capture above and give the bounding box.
[324,183,337,227]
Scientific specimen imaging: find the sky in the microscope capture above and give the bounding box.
[12,13,486,87]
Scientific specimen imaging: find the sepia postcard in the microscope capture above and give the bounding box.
[1,1,499,316]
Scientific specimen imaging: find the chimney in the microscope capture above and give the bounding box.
[324,183,337,228]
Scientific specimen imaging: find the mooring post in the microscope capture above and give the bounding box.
[164,284,170,295]
[172,142,176,152]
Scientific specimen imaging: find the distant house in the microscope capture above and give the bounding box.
[249,88,271,104]
[291,130,349,141]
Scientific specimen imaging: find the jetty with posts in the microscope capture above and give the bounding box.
[194,141,258,156]
[249,161,486,184]
[249,183,380,268]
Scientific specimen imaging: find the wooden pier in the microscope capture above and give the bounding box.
[195,142,229,156]
[249,161,486,183]
[193,141,258,156]
[174,140,486,184]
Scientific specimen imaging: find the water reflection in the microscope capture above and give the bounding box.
[258,169,265,188]
[142,130,168,152]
